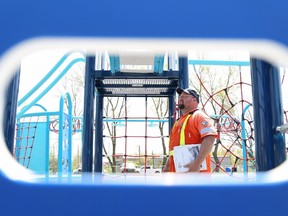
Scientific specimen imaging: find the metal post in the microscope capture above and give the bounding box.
[178,56,189,88]
[94,93,103,172]
[168,95,175,130]
[241,104,251,173]
[4,70,20,154]
[82,56,95,172]
[250,58,286,172]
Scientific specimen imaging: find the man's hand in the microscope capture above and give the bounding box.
[184,135,215,172]
[184,160,202,172]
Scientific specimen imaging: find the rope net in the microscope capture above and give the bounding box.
[14,116,39,168]
[103,97,170,174]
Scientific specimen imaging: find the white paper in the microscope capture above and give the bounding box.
[173,144,207,173]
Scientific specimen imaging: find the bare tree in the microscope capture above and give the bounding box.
[103,97,126,173]
[57,63,85,117]
[151,97,169,167]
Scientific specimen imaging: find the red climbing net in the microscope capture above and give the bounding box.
[14,116,40,169]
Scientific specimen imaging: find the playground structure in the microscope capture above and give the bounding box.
[7,49,288,178]
[2,1,288,215]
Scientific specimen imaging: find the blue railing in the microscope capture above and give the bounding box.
[58,93,73,177]
[17,50,85,119]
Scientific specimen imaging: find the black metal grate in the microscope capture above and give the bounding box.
[95,71,179,97]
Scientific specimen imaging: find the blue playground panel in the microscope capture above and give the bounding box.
[1,1,288,216]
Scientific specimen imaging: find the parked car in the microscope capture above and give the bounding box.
[137,165,162,174]
[120,163,137,173]
[73,167,82,174]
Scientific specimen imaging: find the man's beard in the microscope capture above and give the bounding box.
[178,104,184,109]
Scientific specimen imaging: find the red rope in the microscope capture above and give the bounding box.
[14,116,39,168]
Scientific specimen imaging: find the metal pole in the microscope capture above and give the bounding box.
[4,70,20,154]
[82,56,95,172]
[178,56,189,119]
[250,58,286,172]
[168,95,175,130]
[241,104,251,173]
[178,56,189,89]
[94,93,103,172]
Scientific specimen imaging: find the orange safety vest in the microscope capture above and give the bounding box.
[169,109,212,172]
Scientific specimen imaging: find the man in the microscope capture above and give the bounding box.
[163,87,217,173]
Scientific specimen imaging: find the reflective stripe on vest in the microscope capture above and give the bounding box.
[169,114,192,156]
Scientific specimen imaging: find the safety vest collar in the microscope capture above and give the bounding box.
[170,109,199,156]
